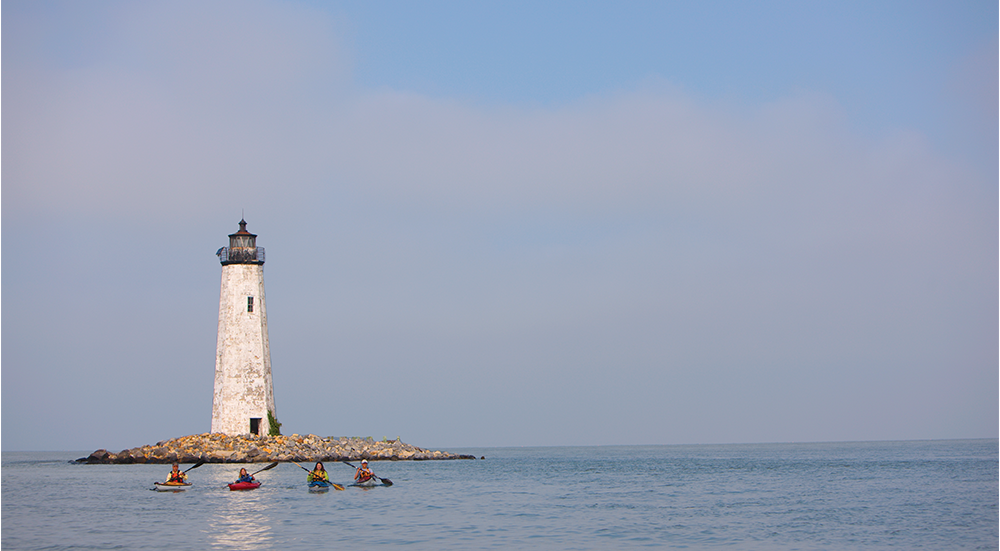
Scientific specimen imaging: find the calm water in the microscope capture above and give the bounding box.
[2,440,996,550]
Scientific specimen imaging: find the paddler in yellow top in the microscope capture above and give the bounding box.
[355,459,374,483]
[165,462,187,484]
[307,461,329,483]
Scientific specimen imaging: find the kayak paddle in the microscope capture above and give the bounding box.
[184,460,207,473]
[160,460,204,481]
[342,460,392,486]
[290,460,344,490]
[225,461,280,487]
[251,462,280,476]
[152,461,204,488]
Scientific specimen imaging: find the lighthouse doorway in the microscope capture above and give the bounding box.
[250,418,261,435]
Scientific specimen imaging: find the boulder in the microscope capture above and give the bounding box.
[87,449,111,463]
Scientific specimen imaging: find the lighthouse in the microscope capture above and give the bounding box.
[211,219,276,436]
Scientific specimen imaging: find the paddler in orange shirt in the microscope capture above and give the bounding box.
[165,463,187,484]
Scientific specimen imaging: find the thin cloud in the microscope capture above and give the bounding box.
[2,1,995,449]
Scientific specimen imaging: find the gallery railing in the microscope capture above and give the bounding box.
[217,247,265,265]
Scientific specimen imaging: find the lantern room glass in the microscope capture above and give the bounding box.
[230,234,255,249]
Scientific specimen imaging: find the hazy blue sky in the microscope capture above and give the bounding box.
[3,0,996,451]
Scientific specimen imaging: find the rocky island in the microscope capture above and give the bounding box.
[77,433,476,464]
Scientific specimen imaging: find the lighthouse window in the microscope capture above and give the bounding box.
[232,235,253,249]
[248,296,254,312]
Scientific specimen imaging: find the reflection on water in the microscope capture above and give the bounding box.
[206,487,272,549]
[2,443,997,551]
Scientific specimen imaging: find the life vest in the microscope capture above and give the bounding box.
[167,471,185,483]
[309,470,326,482]
[356,467,373,482]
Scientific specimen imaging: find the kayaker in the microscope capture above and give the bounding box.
[166,463,187,484]
[307,461,329,483]
[235,467,256,484]
[354,459,374,484]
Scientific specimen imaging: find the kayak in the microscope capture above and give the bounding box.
[353,477,379,487]
[154,482,192,491]
[228,481,261,491]
[309,480,332,491]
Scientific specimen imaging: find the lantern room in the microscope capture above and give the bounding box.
[218,218,265,265]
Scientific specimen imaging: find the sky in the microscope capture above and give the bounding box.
[2,0,997,452]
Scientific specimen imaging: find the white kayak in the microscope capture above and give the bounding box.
[154,482,192,491]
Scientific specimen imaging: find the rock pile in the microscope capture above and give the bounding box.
[77,433,475,464]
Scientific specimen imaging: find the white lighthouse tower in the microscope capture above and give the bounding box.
[211,219,276,436]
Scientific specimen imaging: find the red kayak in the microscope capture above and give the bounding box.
[228,481,261,491]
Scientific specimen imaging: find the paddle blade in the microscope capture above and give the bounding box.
[379,478,393,486]
[332,483,345,491]
[184,460,207,473]
[253,462,279,475]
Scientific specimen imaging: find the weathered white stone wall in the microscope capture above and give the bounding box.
[211,262,275,435]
